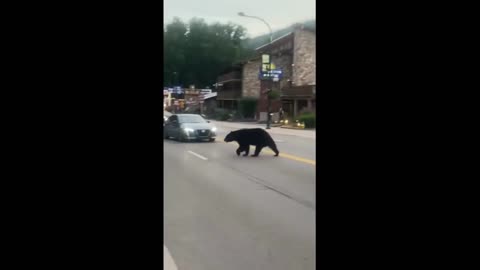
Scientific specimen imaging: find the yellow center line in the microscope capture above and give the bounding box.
[261,147,316,166]
[217,138,315,166]
[215,141,316,166]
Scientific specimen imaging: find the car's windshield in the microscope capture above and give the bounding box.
[178,115,206,123]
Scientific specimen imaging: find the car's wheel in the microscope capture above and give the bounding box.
[209,138,215,142]
[179,134,186,142]
[164,131,169,139]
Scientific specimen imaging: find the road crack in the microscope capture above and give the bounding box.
[218,161,316,210]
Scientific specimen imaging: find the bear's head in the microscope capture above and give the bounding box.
[224,131,237,142]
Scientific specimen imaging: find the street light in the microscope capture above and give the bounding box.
[237,12,273,45]
[238,12,274,129]
[172,72,179,113]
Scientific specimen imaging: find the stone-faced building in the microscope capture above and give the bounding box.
[246,25,316,120]
[215,25,315,120]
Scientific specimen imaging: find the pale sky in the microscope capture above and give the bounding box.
[164,0,315,37]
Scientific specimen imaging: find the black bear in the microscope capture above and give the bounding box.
[224,128,280,157]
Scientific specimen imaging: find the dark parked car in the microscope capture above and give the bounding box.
[164,114,217,142]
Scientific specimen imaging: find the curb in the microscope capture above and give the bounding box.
[210,121,315,138]
[280,126,306,130]
[281,126,316,131]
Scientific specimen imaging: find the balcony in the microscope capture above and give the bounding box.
[217,89,242,100]
[281,85,315,97]
[217,71,242,84]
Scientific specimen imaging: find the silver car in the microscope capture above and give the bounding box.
[164,114,217,142]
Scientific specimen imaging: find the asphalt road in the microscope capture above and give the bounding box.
[164,126,316,270]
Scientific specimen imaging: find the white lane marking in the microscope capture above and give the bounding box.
[187,150,208,160]
[164,245,178,270]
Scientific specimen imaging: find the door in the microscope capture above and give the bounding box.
[281,100,293,120]
[166,115,180,138]
[170,115,181,138]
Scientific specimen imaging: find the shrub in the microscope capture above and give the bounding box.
[213,108,231,121]
[219,112,230,121]
[238,97,258,119]
[268,90,281,100]
[231,110,242,120]
[296,113,316,128]
[299,108,314,115]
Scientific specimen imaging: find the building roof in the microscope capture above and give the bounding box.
[235,56,261,65]
[255,31,294,51]
[232,26,316,66]
[218,63,243,75]
[255,26,315,51]
[203,92,217,100]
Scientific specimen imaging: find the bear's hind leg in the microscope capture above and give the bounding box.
[251,145,263,157]
[269,144,280,156]
[242,144,249,156]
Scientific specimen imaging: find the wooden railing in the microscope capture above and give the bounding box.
[281,86,314,97]
[217,71,242,83]
[217,89,242,100]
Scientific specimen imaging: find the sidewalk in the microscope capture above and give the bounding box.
[209,120,316,139]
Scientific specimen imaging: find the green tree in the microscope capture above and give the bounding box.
[164,17,188,86]
[163,18,253,88]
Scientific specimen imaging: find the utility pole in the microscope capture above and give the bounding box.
[238,12,273,129]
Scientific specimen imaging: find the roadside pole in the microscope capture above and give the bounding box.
[199,94,204,115]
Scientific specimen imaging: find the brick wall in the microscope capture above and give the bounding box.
[292,29,316,86]
[271,54,293,90]
[242,60,261,98]
[242,54,293,98]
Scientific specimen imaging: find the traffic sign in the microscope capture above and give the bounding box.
[259,69,283,80]
[262,54,270,64]
[173,86,183,94]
